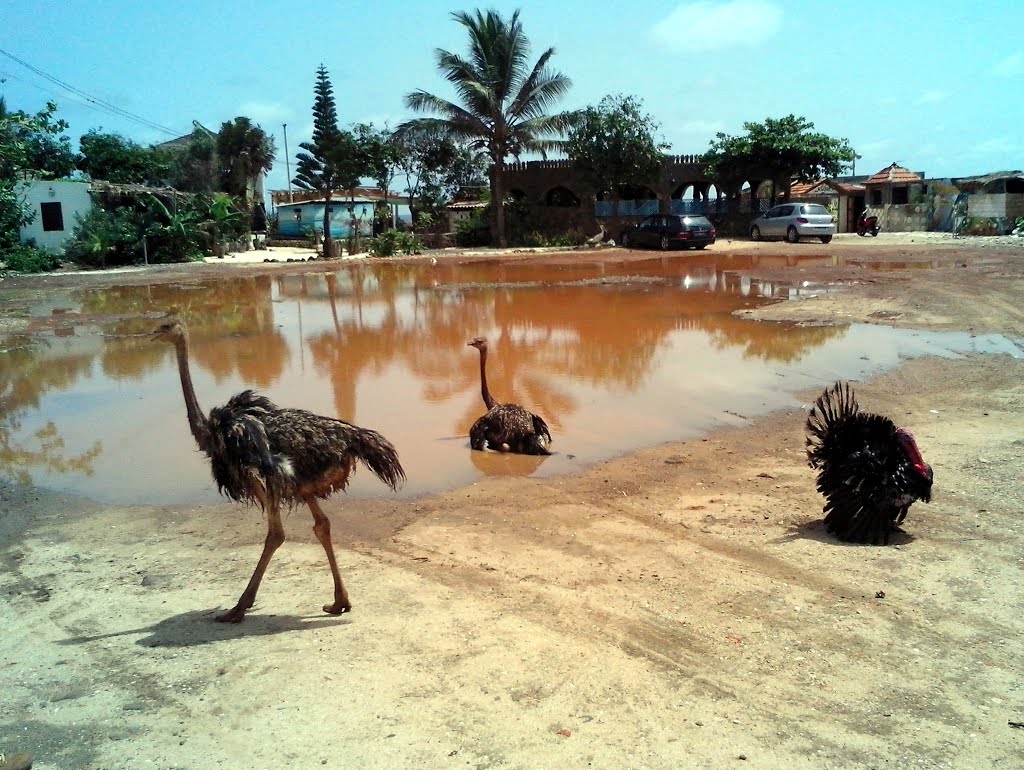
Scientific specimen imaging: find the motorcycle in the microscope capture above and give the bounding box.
[856,213,880,237]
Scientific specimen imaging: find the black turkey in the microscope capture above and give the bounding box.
[806,381,933,544]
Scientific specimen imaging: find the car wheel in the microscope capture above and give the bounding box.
[820,235,832,244]
[786,226,800,244]
[750,226,761,241]
[870,230,879,237]
[659,235,670,251]
[695,244,707,250]
[621,232,631,248]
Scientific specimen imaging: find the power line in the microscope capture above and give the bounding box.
[0,47,181,136]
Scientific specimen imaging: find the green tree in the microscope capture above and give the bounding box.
[397,9,574,247]
[0,97,75,180]
[216,116,275,203]
[168,129,218,194]
[566,94,667,216]
[354,122,402,207]
[393,129,487,227]
[292,65,365,258]
[0,96,75,268]
[701,115,856,202]
[77,129,174,184]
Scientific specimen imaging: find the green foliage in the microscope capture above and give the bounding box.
[701,115,856,195]
[355,122,403,200]
[368,229,424,257]
[519,230,586,247]
[566,94,668,207]
[217,117,275,199]
[64,207,144,268]
[293,65,367,258]
[0,98,74,180]
[2,243,60,273]
[0,180,32,251]
[454,210,491,247]
[168,130,218,193]
[78,129,173,184]
[397,9,574,246]
[138,195,205,264]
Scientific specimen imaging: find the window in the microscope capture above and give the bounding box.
[870,189,882,206]
[40,201,64,231]
[891,186,909,205]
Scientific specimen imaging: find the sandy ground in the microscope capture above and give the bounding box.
[1,233,1023,769]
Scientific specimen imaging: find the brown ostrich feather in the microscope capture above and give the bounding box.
[467,336,552,455]
[153,319,404,622]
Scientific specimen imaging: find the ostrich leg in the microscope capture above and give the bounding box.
[308,498,351,614]
[217,488,285,623]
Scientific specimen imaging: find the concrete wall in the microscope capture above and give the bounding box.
[969,193,1024,218]
[17,180,92,252]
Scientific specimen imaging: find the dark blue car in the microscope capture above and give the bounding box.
[620,214,717,251]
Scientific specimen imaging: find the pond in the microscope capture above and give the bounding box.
[2,252,1020,505]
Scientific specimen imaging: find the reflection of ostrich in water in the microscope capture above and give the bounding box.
[153,320,405,623]
[467,336,552,455]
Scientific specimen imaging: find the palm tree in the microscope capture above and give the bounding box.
[216,117,275,205]
[397,9,574,248]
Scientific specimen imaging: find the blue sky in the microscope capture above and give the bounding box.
[2,0,1022,196]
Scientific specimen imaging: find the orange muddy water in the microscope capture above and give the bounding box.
[2,254,1019,504]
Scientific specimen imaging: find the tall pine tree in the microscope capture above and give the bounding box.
[292,65,363,258]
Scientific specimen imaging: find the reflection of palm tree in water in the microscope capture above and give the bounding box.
[0,340,102,484]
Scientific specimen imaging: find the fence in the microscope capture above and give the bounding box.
[595,199,730,218]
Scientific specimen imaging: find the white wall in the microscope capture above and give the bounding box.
[17,180,92,252]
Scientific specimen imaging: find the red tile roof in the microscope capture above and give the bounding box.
[865,163,922,185]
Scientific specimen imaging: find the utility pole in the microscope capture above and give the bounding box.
[283,123,292,202]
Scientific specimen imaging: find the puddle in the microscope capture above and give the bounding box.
[1,255,1019,505]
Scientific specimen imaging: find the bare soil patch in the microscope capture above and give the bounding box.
[1,233,1022,769]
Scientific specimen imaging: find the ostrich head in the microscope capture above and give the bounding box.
[467,336,488,350]
[152,319,186,342]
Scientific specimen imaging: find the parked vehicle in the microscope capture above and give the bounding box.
[749,203,836,244]
[856,211,880,237]
[620,214,716,250]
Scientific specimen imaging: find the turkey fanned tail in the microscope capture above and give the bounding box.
[805,382,933,545]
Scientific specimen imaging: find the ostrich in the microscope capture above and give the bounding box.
[467,336,552,455]
[153,320,405,622]
[806,381,933,544]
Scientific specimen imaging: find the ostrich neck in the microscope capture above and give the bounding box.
[173,336,211,448]
[478,346,497,410]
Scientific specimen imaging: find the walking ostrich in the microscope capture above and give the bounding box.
[153,320,405,623]
[806,381,933,544]
[467,336,552,455]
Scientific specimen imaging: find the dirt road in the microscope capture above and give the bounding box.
[1,233,1022,769]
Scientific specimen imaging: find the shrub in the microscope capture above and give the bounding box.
[64,207,142,268]
[369,229,424,257]
[2,243,61,273]
[454,213,491,247]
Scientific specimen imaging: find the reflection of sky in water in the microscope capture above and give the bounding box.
[1,256,1020,506]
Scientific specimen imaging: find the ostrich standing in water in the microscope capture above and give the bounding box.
[467,336,552,455]
[154,320,405,623]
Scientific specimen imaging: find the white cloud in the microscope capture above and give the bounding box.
[971,136,1020,156]
[992,52,1024,78]
[916,90,946,104]
[650,0,783,54]
[238,100,294,126]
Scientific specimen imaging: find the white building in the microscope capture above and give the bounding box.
[17,179,93,252]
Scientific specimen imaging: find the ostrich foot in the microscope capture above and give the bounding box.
[215,606,248,623]
[323,601,351,615]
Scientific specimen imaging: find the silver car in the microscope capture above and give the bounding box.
[750,203,836,244]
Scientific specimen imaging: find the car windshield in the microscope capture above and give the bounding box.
[680,216,711,227]
[801,204,830,215]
